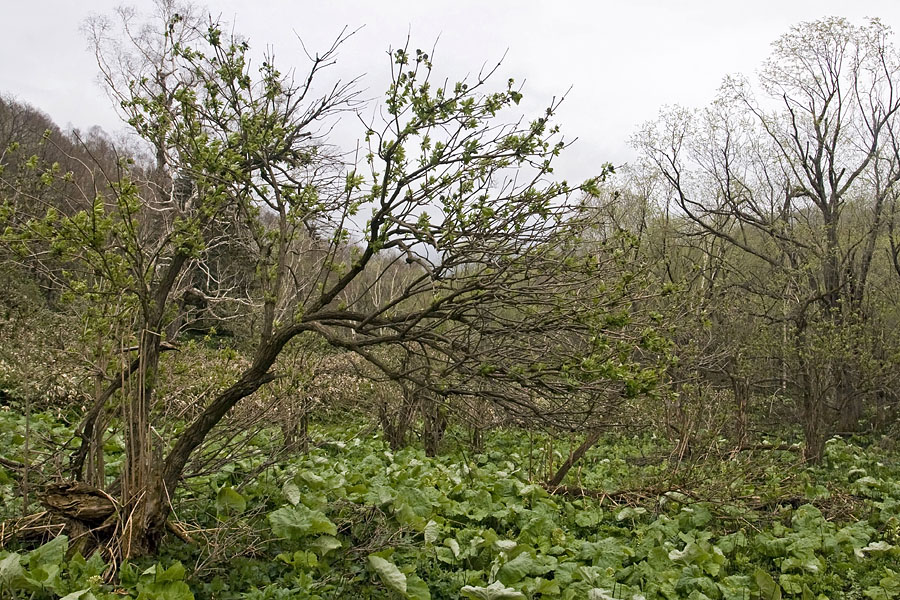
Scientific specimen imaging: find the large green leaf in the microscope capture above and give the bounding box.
[406,573,432,600]
[269,505,337,540]
[142,561,186,583]
[60,590,97,600]
[299,470,327,490]
[424,520,440,546]
[308,535,342,556]
[717,575,752,600]
[460,582,526,600]
[136,580,194,600]
[615,507,647,522]
[215,485,246,517]
[0,553,25,588]
[497,553,538,585]
[575,508,603,528]
[283,481,302,506]
[532,577,560,596]
[754,569,782,600]
[27,535,68,568]
[368,555,406,595]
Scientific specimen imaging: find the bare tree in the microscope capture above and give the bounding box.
[636,17,900,461]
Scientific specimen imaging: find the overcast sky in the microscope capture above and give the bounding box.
[4,1,900,183]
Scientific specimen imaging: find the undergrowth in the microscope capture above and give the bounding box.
[2,411,900,599]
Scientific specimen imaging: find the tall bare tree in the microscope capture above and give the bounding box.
[636,17,900,461]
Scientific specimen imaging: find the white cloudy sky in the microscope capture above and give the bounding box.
[4,1,900,183]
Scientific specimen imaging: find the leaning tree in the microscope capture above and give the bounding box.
[2,3,658,556]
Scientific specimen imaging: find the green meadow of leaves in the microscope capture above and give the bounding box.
[3,412,900,599]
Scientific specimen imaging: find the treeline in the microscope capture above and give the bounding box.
[629,17,900,462]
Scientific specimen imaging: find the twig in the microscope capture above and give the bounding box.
[166,519,195,544]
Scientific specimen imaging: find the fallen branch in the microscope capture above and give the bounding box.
[166,519,195,544]
[543,483,696,504]
[0,455,25,471]
[733,443,801,453]
[1,511,66,547]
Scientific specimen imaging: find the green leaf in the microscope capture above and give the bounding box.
[856,540,894,558]
[532,577,561,595]
[779,574,804,595]
[283,481,302,506]
[497,552,538,585]
[406,573,432,600]
[717,575,752,600]
[754,569,782,600]
[615,507,647,521]
[216,485,246,517]
[865,589,893,600]
[60,590,96,600]
[0,553,24,587]
[152,562,186,583]
[308,535,342,556]
[136,580,194,600]
[368,555,407,595]
[27,535,68,568]
[460,581,526,600]
[865,569,900,599]
[575,509,603,528]
[269,505,337,540]
[424,520,440,546]
[300,470,327,490]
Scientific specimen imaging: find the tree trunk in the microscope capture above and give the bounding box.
[120,329,166,557]
[423,398,447,458]
[85,411,107,488]
[281,396,310,453]
[800,383,826,464]
[113,251,193,554]
[547,429,602,487]
[731,375,750,447]
[379,387,417,451]
[120,472,168,557]
[471,425,484,452]
[71,356,142,480]
[794,319,826,464]
[109,323,308,555]
[837,367,861,433]
[118,369,279,555]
